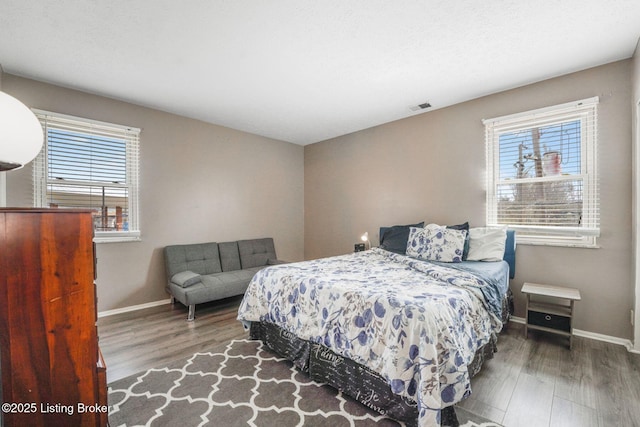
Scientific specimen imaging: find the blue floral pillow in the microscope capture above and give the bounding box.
[406,224,467,263]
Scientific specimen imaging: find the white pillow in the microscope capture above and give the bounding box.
[406,224,467,263]
[466,227,507,262]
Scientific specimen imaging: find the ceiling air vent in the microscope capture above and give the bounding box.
[410,102,431,112]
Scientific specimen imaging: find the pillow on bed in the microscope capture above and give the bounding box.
[406,224,467,263]
[446,221,470,259]
[466,227,507,261]
[379,221,424,254]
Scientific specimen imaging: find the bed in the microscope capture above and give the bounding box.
[237,225,515,427]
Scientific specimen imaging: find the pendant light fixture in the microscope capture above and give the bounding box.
[0,91,44,171]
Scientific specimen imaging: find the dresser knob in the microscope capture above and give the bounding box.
[545,315,552,321]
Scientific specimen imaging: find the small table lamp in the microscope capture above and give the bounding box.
[361,232,371,250]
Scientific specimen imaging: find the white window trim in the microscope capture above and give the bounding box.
[94,231,141,244]
[483,97,599,248]
[32,109,141,243]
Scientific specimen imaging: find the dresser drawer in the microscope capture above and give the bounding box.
[527,310,571,332]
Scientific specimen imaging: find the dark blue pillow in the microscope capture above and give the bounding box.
[379,222,424,254]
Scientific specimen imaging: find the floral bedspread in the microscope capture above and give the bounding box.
[237,248,505,427]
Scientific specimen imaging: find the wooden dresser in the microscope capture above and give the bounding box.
[0,208,107,427]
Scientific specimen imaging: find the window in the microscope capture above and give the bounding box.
[483,97,598,247]
[32,110,141,242]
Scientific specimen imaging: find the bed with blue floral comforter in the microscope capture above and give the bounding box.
[237,248,509,427]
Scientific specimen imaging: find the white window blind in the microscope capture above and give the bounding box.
[483,97,599,247]
[32,110,141,242]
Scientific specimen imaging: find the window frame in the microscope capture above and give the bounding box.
[483,97,599,248]
[32,110,141,243]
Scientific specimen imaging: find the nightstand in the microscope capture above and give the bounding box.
[521,282,581,349]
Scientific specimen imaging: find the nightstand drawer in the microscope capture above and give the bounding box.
[527,310,570,332]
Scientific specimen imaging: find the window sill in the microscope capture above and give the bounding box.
[495,225,599,249]
[94,232,141,244]
[516,236,599,249]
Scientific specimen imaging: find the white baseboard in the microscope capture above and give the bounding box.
[97,298,172,318]
[510,316,637,353]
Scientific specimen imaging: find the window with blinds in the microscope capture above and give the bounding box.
[32,110,141,242]
[483,97,599,247]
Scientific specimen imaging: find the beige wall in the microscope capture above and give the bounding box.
[2,73,305,312]
[2,58,635,340]
[305,60,633,340]
[633,39,640,100]
[632,38,640,347]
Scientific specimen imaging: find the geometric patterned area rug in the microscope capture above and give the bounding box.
[108,339,502,427]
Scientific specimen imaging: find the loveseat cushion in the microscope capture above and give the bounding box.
[219,241,242,272]
[164,242,222,277]
[201,270,257,288]
[238,238,277,269]
[170,269,262,306]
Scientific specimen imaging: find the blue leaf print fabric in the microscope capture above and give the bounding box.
[237,248,506,427]
[406,224,467,263]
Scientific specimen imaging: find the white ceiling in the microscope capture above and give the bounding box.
[1,1,639,145]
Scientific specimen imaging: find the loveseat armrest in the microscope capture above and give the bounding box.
[171,270,202,288]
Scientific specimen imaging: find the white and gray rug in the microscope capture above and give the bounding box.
[108,339,501,427]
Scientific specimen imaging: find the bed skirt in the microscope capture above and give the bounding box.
[250,321,424,425]
[247,288,513,426]
[249,320,491,426]
[249,322,499,426]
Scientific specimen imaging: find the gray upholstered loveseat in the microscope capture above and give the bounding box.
[164,237,285,321]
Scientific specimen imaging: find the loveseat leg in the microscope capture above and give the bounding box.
[187,304,195,322]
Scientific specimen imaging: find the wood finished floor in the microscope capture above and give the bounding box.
[98,296,249,383]
[98,297,640,427]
